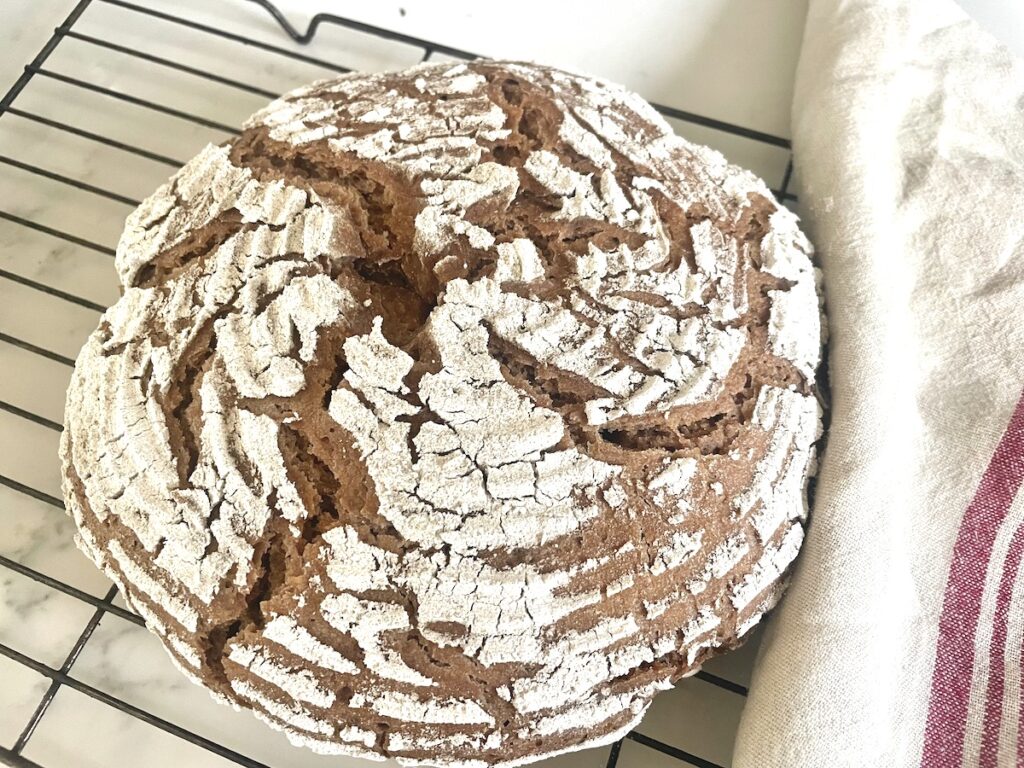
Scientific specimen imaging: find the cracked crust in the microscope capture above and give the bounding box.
[60,61,824,767]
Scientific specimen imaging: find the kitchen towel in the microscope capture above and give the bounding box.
[732,0,1024,766]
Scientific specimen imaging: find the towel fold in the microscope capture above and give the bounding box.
[732,1,1024,765]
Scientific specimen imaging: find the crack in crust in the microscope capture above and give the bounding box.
[60,60,824,767]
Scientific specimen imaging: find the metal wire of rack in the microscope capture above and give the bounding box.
[0,2,797,767]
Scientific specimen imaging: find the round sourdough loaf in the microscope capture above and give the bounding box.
[60,61,823,766]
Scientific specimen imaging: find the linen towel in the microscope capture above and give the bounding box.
[732,0,1024,765]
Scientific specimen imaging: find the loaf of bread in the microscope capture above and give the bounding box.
[60,61,823,765]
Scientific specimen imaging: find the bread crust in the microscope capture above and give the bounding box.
[60,61,823,766]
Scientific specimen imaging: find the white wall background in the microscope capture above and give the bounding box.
[2,0,1022,142]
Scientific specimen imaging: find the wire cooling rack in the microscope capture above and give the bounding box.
[0,2,796,766]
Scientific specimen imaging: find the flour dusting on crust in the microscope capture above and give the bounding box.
[61,61,823,767]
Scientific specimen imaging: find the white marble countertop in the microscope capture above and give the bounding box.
[0,1,1018,767]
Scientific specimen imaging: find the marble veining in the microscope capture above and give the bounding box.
[0,485,112,597]
[0,655,50,748]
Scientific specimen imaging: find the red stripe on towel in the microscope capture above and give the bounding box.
[920,390,1024,767]
[979,520,1024,766]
